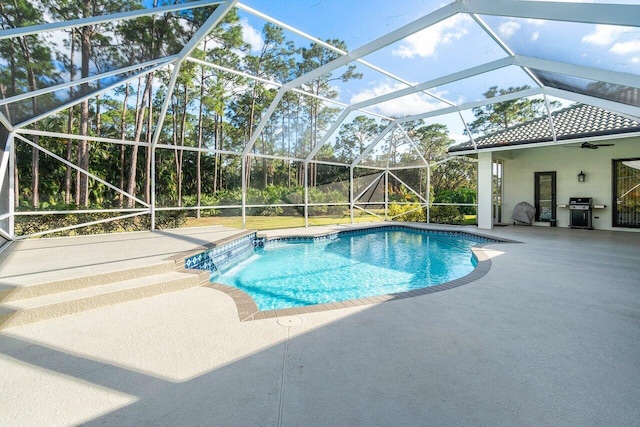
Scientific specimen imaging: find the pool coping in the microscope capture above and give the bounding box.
[180,223,517,322]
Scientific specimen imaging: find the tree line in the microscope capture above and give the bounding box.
[3,1,558,228]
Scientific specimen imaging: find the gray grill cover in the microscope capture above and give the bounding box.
[512,201,536,224]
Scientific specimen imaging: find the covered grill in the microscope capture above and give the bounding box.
[512,201,536,225]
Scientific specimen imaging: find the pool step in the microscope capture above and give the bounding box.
[0,269,208,330]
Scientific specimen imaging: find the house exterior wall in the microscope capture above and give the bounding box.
[502,136,640,231]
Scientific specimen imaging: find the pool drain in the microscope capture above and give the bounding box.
[277,316,302,327]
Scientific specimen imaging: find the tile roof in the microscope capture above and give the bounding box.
[448,103,640,153]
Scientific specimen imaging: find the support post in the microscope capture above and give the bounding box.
[304,161,309,227]
[241,154,246,229]
[0,131,14,239]
[9,133,14,237]
[384,169,389,221]
[350,166,354,224]
[426,165,431,224]
[477,151,494,230]
[150,144,155,230]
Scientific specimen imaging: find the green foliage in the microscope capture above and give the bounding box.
[246,187,284,216]
[307,187,345,215]
[389,123,476,200]
[429,205,464,225]
[467,86,561,135]
[387,182,425,204]
[14,211,185,237]
[334,115,382,163]
[182,194,220,217]
[14,193,188,236]
[142,210,187,230]
[388,203,425,222]
[214,189,243,214]
[433,188,476,215]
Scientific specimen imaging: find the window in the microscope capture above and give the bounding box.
[613,158,640,228]
[534,171,556,222]
[493,160,503,224]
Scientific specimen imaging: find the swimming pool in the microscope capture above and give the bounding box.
[213,227,489,311]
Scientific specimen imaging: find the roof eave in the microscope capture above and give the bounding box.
[447,130,640,155]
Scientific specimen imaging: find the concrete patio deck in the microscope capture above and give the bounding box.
[0,224,639,426]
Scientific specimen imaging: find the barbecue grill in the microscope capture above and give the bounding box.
[569,197,592,229]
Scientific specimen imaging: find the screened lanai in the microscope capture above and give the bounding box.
[1,0,639,243]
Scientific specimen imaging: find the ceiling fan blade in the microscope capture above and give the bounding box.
[562,142,614,149]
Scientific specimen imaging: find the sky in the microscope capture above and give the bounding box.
[235,0,640,141]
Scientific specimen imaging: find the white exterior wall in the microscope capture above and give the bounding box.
[502,136,640,231]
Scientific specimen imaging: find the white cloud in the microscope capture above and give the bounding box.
[498,21,521,38]
[525,19,547,26]
[448,131,469,144]
[531,31,540,42]
[392,15,470,59]
[240,18,263,53]
[611,40,640,55]
[350,82,446,117]
[581,24,635,47]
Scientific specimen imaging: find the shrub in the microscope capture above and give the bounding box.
[308,188,347,215]
[433,188,476,215]
[388,203,426,222]
[182,194,220,217]
[14,208,187,237]
[429,205,464,224]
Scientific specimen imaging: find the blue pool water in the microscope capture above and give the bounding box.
[214,229,481,311]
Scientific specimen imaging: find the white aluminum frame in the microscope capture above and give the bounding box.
[1,0,638,241]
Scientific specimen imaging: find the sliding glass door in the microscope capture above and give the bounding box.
[613,158,640,228]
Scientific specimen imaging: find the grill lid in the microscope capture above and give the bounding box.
[569,197,592,205]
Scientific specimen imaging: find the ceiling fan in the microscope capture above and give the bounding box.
[564,141,615,149]
[579,141,615,149]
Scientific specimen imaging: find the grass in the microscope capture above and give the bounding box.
[463,215,477,225]
[185,214,384,230]
[185,214,478,230]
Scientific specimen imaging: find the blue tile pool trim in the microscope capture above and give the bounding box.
[266,225,502,247]
[185,224,505,279]
[265,232,338,248]
[185,232,257,275]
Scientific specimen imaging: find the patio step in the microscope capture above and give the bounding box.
[0,270,208,330]
[0,261,178,303]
